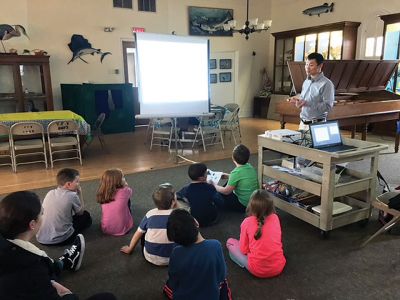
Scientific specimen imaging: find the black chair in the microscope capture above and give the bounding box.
[85,113,106,150]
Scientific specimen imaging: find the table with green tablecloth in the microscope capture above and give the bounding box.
[0,110,90,135]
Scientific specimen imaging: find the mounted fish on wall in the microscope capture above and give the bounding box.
[0,24,29,53]
[67,34,111,64]
[302,3,334,17]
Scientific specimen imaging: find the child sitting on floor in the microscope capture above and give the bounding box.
[163,209,232,300]
[0,191,116,300]
[36,168,92,246]
[96,168,134,236]
[213,144,259,212]
[177,163,224,227]
[120,183,177,266]
[226,189,286,278]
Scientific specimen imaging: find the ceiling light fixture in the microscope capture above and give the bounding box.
[224,0,272,40]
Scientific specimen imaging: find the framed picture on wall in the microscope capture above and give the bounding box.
[219,59,232,69]
[209,59,217,69]
[188,6,233,37]
[210,73,217,84]
[219,72,231,82]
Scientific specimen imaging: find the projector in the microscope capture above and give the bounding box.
[265,129,302,143]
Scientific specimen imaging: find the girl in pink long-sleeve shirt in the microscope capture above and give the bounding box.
[96,169,134,236]
[227,189,286,278]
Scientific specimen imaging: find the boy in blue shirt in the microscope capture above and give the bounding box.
[177,163,224,227]
[163,209,232,300]
[121,183,176,266]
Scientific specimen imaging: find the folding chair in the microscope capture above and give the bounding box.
[93,113,106,148]
[10,122,48,172]
[150,118,174,150]
[191,114,224,152]
[85,113,106,150]
[47,119,82,168]
[145,118,156,143]
[361,191,400,247]
[0,124,14,171]
[220,103,241,144]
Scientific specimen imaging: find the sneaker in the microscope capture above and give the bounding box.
[60,234,85,271]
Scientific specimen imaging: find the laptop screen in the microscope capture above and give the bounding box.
[310,121,342,148]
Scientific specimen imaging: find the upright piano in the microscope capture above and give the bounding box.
[275,60,400,152]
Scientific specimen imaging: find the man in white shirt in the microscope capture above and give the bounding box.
[287,52,335,131]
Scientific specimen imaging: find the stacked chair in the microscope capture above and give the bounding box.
[149,117,174,150]
[0,124,13,171]
[47,120,82,168]
[220,103,241,144]
[84,113,106,151]
[361,191,400,247]
[191,113,225,152]
[10,122,48,172]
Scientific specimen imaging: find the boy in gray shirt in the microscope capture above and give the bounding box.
[37,168,92,245]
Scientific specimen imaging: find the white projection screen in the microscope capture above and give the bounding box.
[135,32,210,116]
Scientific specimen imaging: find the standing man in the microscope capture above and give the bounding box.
[287,52,335,130]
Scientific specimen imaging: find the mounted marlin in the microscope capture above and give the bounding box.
[302,3,334,17]
[67,34,111,64]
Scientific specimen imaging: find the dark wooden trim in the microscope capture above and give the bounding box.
[0,54,50,64]
[271,21,361,39]
[122,41,135,84]
[380,13,400,24]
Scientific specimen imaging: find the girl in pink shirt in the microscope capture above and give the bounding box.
[226,189,286,278]
[96,169,134,236]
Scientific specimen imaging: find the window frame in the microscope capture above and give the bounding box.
[113,0,133,9]
[271,21,360,94]
[380,13,400,94]
[138,0,156,12]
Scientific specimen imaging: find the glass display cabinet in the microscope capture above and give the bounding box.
[272,21,360,95]
[0,54,53,113]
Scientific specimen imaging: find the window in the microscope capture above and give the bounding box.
[113,0,133,9]
[294,36,305,61]
[272,21,360,94]
[376,36,383,57]
[317,32,330,59]
[294,31,343,62]
[329,31,343,59]
[365,36,383,57]
[381,13,400,95]
[304,34,317,58]
[138,0,156,12]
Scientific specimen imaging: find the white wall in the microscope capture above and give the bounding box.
[266,0,400,120]
[4,0,399,117]
[268,0,400,77]
[210,51,238,107]
[2,0,272,117]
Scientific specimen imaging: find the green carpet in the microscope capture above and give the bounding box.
[5,154,400,299]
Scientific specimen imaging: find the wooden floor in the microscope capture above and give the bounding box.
[0,118,393,195]
[0,118,295,194]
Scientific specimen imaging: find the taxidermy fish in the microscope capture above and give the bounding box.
[302,3,334,17]
[68,34,111,64]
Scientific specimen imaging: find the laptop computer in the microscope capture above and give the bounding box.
[309,120,356,152]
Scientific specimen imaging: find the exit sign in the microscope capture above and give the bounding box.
[132,27,145,33]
